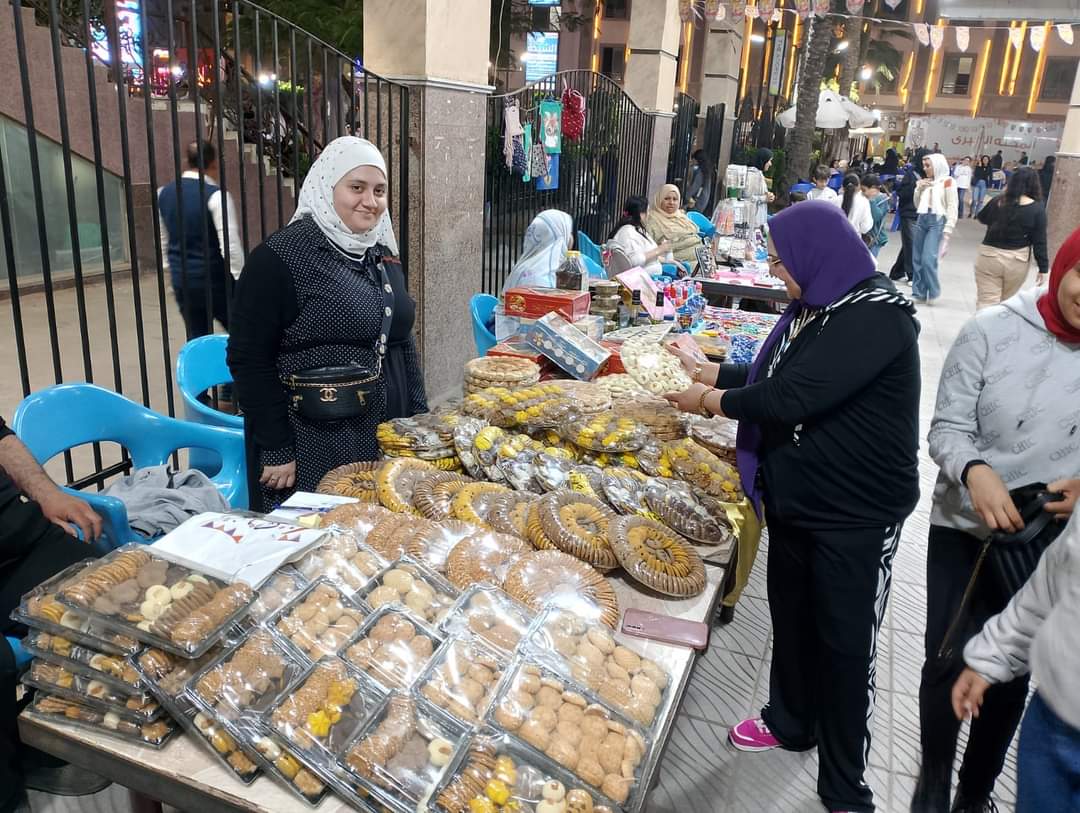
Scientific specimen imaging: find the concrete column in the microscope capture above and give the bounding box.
[1048,64,1080,259]
[700,17,743,180]
[364,0,492,403]
[624,0,682,194]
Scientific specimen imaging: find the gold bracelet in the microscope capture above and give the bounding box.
[697,387,715,418]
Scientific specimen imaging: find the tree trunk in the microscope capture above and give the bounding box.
[781,8,836,196]
[831,9,865,166]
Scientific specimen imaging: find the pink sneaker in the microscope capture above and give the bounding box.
[728,717,781,752]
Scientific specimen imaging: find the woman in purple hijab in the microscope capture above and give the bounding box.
[666,201,920,813]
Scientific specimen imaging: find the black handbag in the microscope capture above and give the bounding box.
[937,483,1065,660]
[283,259,395,421]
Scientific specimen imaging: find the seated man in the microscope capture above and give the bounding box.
[0,413,107,813]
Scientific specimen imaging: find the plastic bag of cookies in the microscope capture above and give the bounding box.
[14,560,140,656]
[430,731,625,813]
[269,579,367,661]
[438,585,534,657]
[337,692,466,812]
[22,631,144,694]
[341,605,443,692]
[486,658,650,808]
[55,544,256,658]
[260,656,387,799]
[524,608,672,730]
[28,692,177,749]
[354,557,459,627]
[642,477,735,546]
[22,660,162,723]
[414,637,506,726]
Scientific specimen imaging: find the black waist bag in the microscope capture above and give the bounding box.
[938,483,1065,660]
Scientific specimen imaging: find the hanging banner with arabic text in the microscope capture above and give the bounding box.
[905,115,1063,165]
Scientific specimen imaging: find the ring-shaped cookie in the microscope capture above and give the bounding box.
[315,462,381,500]
[535,491,618,571]
[412,471,473,520]
[375,459,437,514]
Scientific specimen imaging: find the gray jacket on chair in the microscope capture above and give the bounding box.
[928,288,1080,537]
[965,513,1080,730]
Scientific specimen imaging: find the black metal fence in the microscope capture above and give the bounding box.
[481,70,656,295]
[666,91,699,191]
[1,0,415,488]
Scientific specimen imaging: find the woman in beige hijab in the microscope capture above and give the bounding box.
[645,184,704,265]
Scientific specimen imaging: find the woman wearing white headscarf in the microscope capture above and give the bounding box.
[501,210,574,293]
[911,152,958,304]
[228,137,427,510]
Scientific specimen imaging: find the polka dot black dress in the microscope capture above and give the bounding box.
[227,217,428,512]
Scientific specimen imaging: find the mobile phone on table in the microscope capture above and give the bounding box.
[621,609,709,650]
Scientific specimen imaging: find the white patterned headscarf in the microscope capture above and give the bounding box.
[291,136,399,256]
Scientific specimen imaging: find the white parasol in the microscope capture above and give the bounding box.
[777,89,877,130]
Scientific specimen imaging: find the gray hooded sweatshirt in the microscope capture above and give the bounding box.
[965,513,1080,729]
[928,288,1080,536]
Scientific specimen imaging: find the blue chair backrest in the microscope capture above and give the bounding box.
[789,182,813,196]
[686,210,716,237]
[470,293,498,357]
[176,335,242,429]
[581,255,606,280]
[577,231,603,266]
[828,173,843,191]
[4,635,31,670]
[12,384,248,533]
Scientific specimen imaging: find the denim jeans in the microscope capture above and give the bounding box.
[912,213,945,300]
[957,188,966,219]
[971,179,987,215]
[1017,693,1080,813]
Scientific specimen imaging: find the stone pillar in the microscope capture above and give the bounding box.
[624,0,682,195]
[1048,64,1080,259]
[364,0,492,404]
[700,17,743,180]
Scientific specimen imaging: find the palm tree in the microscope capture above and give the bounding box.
[865,39,906,94]
[781,2,840,195]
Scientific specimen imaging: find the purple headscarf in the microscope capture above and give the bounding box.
[736,201,878,515]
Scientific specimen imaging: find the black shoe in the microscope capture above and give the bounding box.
[716,604,736,625]
[22,762,111,797]
[951,792,999,813]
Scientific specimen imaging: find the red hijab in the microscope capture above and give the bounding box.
[1038,226,1080,344]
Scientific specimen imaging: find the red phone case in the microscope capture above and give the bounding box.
[621,609,709,650]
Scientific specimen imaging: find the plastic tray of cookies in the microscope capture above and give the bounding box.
[438,585,534,657]
[53,544,257,658]
[428,730,626,813]
[523,608,673,731]
[484,657,650,810]
[13,560,141,656]
[22,631,145,695]
[353,556,459,627]
[244,728,332,806]
[414,636,507,727]
[339,605,443,692]
[245,567,309,624]
[132,645,227,718]
[174,691,262,784]
[294,526,386,596]
[26,692,178,749]
[22,660,163,723]
[256,656,388,804]
[335,692,466,813]
[267,578,367,663]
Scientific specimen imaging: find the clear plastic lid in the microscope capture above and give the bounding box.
[354,556,460,627]
[269,579,367,662]
[341,605,443,692]
[438,585,534,656]
[406,519,484,574]
[443,530,532,593]
[247,567,308,624]
[502,550,620,629]
[134,645,225,702]
[415,636,507,726]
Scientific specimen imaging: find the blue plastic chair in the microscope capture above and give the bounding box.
[12,383,248,549]
[4,635,31,670]
[581,255,606,280]
[828,173,843,191]
[789,182,813,197]
[686,211,716,239]
[577,231,603,267]
[470,293,498,357]
[176,334,242,476]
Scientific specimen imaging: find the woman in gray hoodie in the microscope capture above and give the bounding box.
[913,225,1080,812]
[955,508,1080,812]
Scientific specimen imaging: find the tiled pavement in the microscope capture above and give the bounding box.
[646,218,1023,813]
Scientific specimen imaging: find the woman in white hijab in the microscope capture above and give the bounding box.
[911,152,958,304]
[501,210,574,293]
[228,136,428,511]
